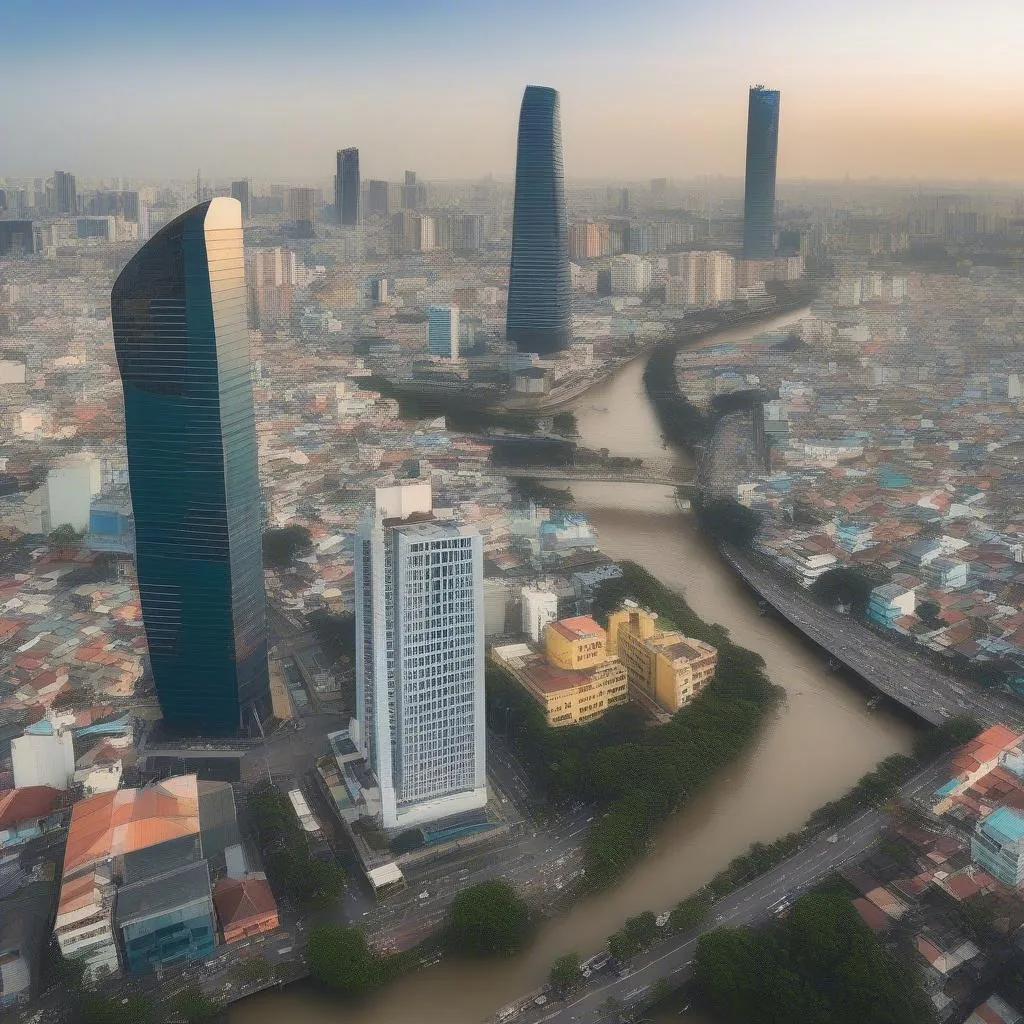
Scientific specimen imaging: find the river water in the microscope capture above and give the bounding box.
[232,311,915,1024]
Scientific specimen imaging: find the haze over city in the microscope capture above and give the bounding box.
[6,0,1024,181]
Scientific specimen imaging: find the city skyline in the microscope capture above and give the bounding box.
[5,0,1024,181]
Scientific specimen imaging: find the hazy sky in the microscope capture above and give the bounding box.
[5,0,1024,183]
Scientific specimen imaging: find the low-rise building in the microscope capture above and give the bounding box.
[971,806,1024,886]
[491,642,628,727]
[544,615,609,670]
[212,877,280,944]
[867,583,917,629]
[606,604,718,713]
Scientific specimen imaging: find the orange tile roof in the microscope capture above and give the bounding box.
[951,724,1023,775]
[213,877,278,930]
[62,775,200,876]
[57,869,102,917]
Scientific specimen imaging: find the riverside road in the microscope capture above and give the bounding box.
[720,547,1024,732]
[503,807,888,1024]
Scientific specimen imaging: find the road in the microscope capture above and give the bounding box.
[500,809,886,1024]
[721,547,1024,732]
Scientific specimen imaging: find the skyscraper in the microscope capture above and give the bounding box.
[286,187,318,238]
[506,85,570,355]
[402,170,418,211]
[110,198,271,736]
[742,85,781,260]
[230,180,250,219]
[366,179,389,217]
[54,170,76,215]
[427,305,459,359]
[335,148,360,226]
[354,481,487,830]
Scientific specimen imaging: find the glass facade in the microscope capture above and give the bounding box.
[356,511,486,829]
[111,198,271,736]
[742,86,781,260]
[336,148,360,226]
[506,85,571,355]
[121,902,216,974]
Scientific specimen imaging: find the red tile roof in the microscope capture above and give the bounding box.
[213,877,278,929]
[0,785,62,828]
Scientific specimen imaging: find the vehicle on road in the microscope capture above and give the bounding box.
[827,833,838,843]
[418,890,430,899]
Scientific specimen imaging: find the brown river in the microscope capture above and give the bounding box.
[232,311,915,1024]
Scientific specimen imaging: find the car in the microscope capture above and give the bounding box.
[826,833,838,843]
[418,890,430,899]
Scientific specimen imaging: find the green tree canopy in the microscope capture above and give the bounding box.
[917,599,942,626]
[552,411,578,437]
[693,893,934,1024]
[49,523,82,547]
[162,986,222,1024]
[444,880,533,957]
[810,566,889,614]
[262,525,313,569]
[307,610,356,662]
[307,925,380,995]
[694,497,763,546]
[549,952,584,991]
[77,993,154,1024]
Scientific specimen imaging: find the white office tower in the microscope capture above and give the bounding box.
[521,585,558,643]
[354,480,487,830]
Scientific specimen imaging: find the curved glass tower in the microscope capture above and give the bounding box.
[111,197,270,736]
[742,85,781,260]
[506,85,571,355]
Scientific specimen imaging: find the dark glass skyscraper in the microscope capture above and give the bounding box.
[506,85,570,355]
[54,170,76,215]
[742,85,781,260]
[335,148,359,226]
[111,197,271,736]
[230,179,250,219]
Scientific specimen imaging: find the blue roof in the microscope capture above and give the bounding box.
[980,807,1024,845]
[934,778,959,797]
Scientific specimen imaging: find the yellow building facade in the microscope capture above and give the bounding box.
[607,605,718,713]
[492,634,629,728]
[544,615,609,670]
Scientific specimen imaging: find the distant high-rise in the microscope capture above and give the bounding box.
[742,85,781,260]
[366,179,389,217]
[355,481,487,829]
[110,198,271,736]
[506,85,571,355]
[427,305,459,359]
[54,170,76,215]
[335,148,360,226]
[286,187,318,238]
[402,170,418,211]
[230,180,251,219]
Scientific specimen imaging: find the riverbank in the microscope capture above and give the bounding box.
[229,306,912,1024]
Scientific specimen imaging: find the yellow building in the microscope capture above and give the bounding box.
[544,615,608,670]
[607,605,718,713]
[491,641,629,727]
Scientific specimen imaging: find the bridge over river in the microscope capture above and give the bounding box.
[497,460,700,493]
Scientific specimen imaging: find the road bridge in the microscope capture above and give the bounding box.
[498,462,700,493]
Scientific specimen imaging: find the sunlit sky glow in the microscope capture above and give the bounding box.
[5,0,1024,182]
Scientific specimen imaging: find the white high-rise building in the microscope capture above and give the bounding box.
[354,481,487,830]
[610,254,652,295]
[427,305,460,359]
[521,586,558,643]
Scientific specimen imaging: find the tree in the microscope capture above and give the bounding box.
[811,566,888,615]
[306,925,379,995]
[647,977,671,1007]
[549,952,584,992]
[552,411,578,437]
[77,993,154,1024]
[694,497,762,547]
[693,893,934,1024]
[162,987,222,1024]
[912,715,981,761]
[307,610,356,662]
[48,523,82,548]
[262,525,313,569]
[444,880,532,957]
[917,599,942,627]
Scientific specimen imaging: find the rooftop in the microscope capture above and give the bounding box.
[549,615,605,643]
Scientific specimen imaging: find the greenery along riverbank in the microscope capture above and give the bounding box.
[487,561,783,890]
